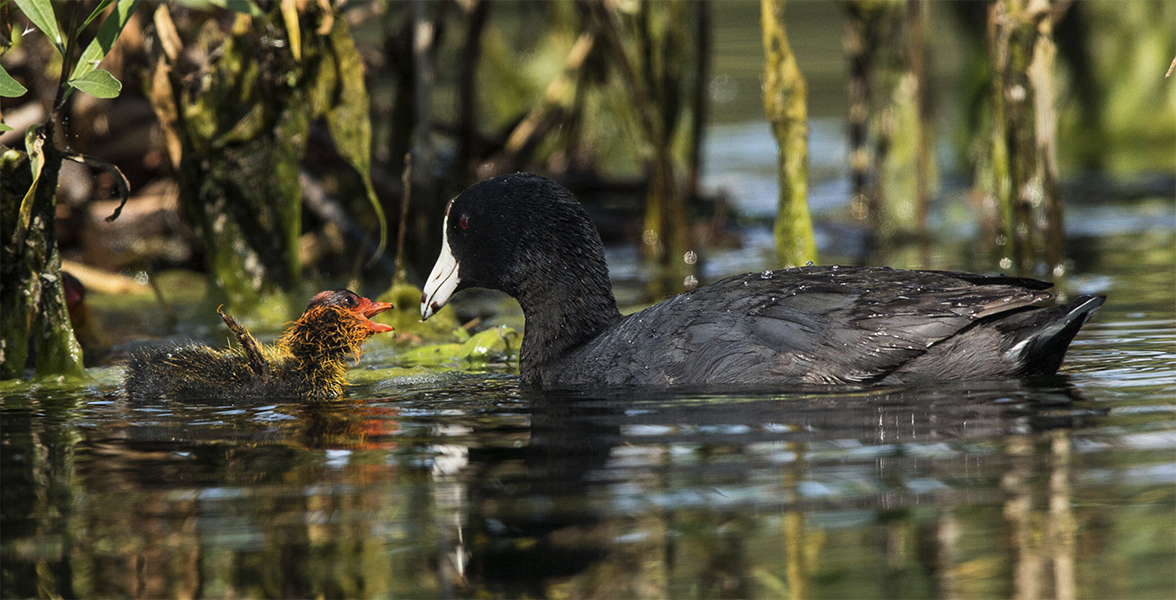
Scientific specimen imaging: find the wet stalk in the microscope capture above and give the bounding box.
[987,0,1067,274]
[762,0,818,268]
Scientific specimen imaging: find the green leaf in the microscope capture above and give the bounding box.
[322,18,388,267]
[81,0,117,28]
[67,69,122,98]
[394,327,520,367]
[15,126,48,250]
[0,123,13,133]
[71,0,139,83]
[0,64,28,97]
[13,0,63,55]
[209,0,263,17]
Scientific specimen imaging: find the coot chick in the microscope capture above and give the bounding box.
[420,173,1105,388]
[125,290,393,400]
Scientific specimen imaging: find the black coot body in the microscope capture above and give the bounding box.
[420,173,1105,388]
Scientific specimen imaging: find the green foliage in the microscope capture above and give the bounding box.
[67,68,121,98]
[10,0,138,104]
[150,3,386,317]
[14,127,48,249]
[67,0,138,100]
[1,0,139,379]
[1056,0,1176,173]
[13,0,64,55]
[319,17,387,265]
[395,326,519,368]
[0,66,29,97]
[80,0,119,28]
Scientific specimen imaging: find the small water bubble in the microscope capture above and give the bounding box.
[999,257,1013,270]
[805,261,814,267]
[760,270,772,279]
[831,264,839,271]
[134,271,149,285]
[683,275,698,289]
[709,74,737,104]
[683,250,697,265]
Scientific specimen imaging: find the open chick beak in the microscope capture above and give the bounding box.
[354,297,395,334]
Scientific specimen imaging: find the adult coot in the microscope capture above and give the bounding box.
[125,290,393,400]
[420,173,1104,388]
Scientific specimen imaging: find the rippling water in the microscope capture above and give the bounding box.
[3,220,1174,598]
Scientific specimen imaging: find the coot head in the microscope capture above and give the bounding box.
[421,173,615,319]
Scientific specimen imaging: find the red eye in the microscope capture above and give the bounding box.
[459,215,469,230]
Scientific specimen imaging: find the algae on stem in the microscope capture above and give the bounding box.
[1,130,86,381]
[761,0,818,268]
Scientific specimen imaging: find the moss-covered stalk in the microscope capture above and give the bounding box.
[157,12,303,314]
[844,0,933,247]
[0,125,86,380]
[987,0,1065,273]
[762,0,818,267]
[594,0,699,295]
[148,4,384,317]
[640,0,694,294]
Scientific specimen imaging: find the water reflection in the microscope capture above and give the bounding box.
[451,381,1095,598]
[9,375,1172,599]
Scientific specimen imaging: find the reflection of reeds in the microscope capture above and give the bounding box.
[1049,431,1076,600]
[1002,430,1078,599]
[783,440,814,600]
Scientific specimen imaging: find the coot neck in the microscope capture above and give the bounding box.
[513,267,622,382]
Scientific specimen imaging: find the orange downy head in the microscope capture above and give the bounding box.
[282,290,395,365]
[306,290,394,336]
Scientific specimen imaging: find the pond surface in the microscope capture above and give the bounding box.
[3,213,1174,599]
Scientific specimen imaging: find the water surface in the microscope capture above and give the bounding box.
[3,218,1174,598]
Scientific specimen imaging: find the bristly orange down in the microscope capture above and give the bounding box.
[124,290,393,400]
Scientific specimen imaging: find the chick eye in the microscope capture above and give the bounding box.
[459,215,469,231]
[341,294,357,307]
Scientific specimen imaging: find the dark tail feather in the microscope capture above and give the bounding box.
[1016,294,1106,375]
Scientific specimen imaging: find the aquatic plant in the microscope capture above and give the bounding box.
[761,0,818,268]
[1,0,138,380]
[145,1,386,319]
